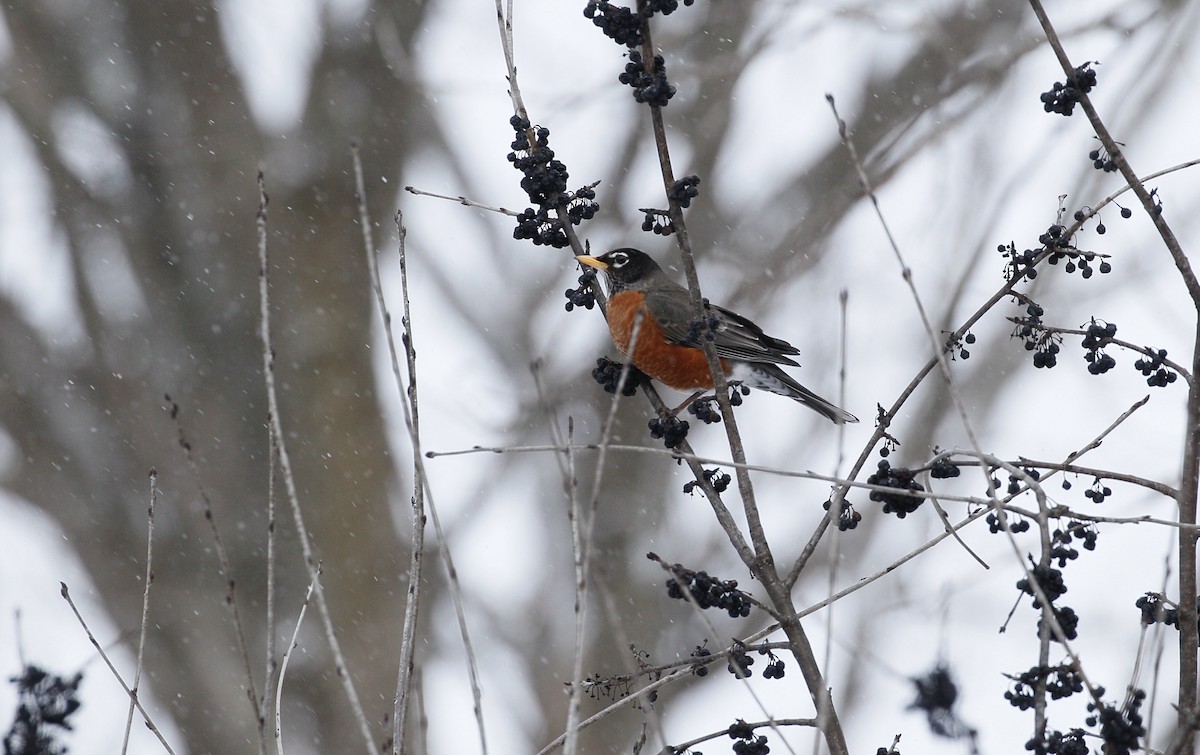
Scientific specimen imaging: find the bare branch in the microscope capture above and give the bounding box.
[60,583,177,755]
[254,172,375,755]
[121,470,158,755]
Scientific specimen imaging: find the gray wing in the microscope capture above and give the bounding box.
[644,287,801,366]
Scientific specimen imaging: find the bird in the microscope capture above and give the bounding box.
[576,247,858,424]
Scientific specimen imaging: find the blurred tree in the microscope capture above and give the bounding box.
[0,0,431,750]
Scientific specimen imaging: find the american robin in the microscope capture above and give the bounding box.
[576,248,858,424]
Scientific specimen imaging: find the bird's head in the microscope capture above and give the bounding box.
[575,248,663,292]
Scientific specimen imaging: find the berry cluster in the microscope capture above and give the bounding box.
[1037,729,1089,755]
[583,0,644,46]
[591,357,642,396]
[507,116,598,247]
[1136,592,1172,625]
[1017,562,1068,608]
[564,268,597,312]
[1089,143,1119,172]
[929,456,960,479]
[1084,476,1113,503]
[823,498,861,531]
[910,665,978,741]
[668,175,701,208]
[1039,605,1080,642]
[687,396,721,424]
[1136,593,1199,636]
[1048,537,1079,567]
[1039,62,1097,116]
[1004,466,1041,495]
[665,564,752,618]
[686,387,747,424]
[1048,218,1111,274]
[951,332,976,360]
[997,241,1042,282]
[640,207,674,235]
[1039,223,1075,250]
[1063,520,1098,550]
[620,49,676,107]
[727,644,754,677]
[682,467,731,495]
[580,670,634,700]
[1134,348,1178,387]
[648,415,688,448]
[644,0,696,14]
[909,665,956,727]
[684,310,723,344]
[759,649,785,679]
[1005,664,1084,710]
[1075,207,1108,234]
[1050,521,1097,565]
[1088,692,1146,755]
[1081,319,1118,374]
[508,118,565,204]
[986,512,1030,534]
[4,665,83,755]
[1013,301,1062,368]
[583,0,695,47]
[868,459,925,517]
[566,185,599,224]
[727,720,769,755]
[513,207,566,247]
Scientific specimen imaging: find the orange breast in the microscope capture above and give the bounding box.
[607,291,729,390]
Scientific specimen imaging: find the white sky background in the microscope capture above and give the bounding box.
[2,0,1200,753]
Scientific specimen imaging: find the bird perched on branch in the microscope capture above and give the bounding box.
[576,247,857,424]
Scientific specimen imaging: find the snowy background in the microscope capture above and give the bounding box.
[1,0,1199,753]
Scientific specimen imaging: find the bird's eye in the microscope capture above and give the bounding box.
[610,252,628,268]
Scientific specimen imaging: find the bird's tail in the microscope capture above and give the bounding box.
[738,364,859,424]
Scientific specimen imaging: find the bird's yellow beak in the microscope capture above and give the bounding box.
[575,255,608,270]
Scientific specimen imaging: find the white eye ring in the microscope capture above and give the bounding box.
[610,252,628,268]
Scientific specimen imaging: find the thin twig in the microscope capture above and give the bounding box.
[351,149,427,754]
[1135,552,1172,747]
[403,185,521,216]
[429,438,1188,527]
[121,469,157,755]
[60,583,177,754]
[540,636,796,753]
[536,668,691,755]
[274,566,319,755]
[815,289,853,755]
[925,482,990,569]
[263,417,278,729]
[254,172,376,755]
[565,312,646,754]
[563,420,586,755]
[659,718,816,755]
[165,395,265,748]
[827,93,994,493]
[354,151,486,753]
